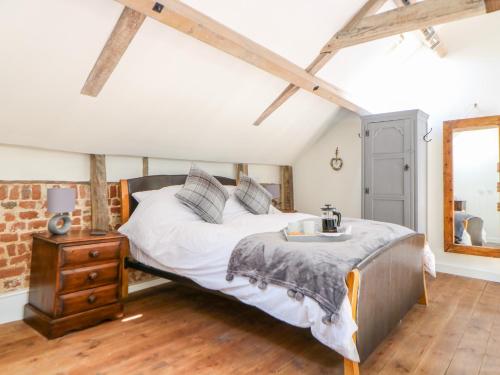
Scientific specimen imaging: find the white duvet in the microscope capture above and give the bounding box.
[119,185,436,362]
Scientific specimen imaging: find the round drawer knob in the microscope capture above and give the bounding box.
[88,272,98,281]
[89,250,100,258]
[87,295,97,304]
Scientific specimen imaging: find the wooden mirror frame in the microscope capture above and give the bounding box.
[443,115,500,258]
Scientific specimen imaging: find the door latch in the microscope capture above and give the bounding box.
[404,164,410,171]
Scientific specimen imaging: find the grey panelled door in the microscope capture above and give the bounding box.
[364,119,412,228]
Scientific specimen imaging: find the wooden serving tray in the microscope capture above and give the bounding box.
[283,226,352,243]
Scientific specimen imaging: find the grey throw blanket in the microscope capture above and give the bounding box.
[226,218,412,324]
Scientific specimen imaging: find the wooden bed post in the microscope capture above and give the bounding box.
[120,179,130,299]
[418,266,428,305]
[344,269,360,375]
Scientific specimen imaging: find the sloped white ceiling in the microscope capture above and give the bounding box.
[1,0,500,165]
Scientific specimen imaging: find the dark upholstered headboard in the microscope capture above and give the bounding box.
[119,175,237,223]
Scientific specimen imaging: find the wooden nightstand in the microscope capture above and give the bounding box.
[24,231,126,339]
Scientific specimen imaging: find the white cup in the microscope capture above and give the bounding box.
[287,221,301,233]
[303,220,316,235]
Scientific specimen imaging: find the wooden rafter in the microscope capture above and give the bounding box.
[393,0,447,57]
[322,0,500,53]
[253,0,388,126]
[83,0,368,115]
[255,0,496,126]
[82,7,145,97]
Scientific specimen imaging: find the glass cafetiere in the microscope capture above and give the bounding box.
[321,204,342,233]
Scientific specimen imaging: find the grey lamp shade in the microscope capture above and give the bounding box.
[47,188,76,213]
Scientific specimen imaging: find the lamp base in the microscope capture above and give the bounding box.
[48,213,72,235]
[90,230,108,236]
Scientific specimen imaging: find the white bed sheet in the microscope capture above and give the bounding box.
[119,186,436,363]
[125,212,360,361]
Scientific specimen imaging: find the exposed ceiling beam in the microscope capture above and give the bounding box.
[253,0,388,126]
[322,0,500,53]
[393,0,447,57]
[85,0,367,115]
[81,7,145,97]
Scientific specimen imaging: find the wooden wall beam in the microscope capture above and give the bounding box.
[90,155,109,231]
[486,0,500,12]
[253,0,387,126]
[111,0,367,115]
[81,7,146,97]
[280,166,294,212]
[235,163,249,185]
[393,0,447,57]
[322,0,499,52]
[142,157,149,176]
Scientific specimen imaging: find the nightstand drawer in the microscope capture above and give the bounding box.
[59,262,120,294]
[61,241,121,267]
[56,284,119,317]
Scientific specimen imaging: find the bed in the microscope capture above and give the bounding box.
[118,175,432,375]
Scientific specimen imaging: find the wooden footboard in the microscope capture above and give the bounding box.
[355,233,427,362]
[344,234,427,374]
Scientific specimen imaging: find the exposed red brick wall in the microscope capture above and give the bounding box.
[0,182,152,294]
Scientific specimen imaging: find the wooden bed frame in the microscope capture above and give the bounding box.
[119,175,428,375]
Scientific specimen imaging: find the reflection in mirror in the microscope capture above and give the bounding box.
[453,128,500,248]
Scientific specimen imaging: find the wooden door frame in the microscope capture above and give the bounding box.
[443,115,500,258]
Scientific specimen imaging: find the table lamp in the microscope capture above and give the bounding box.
[47,188,76,235]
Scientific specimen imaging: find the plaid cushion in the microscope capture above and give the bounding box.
[235,175,273,215]
[175,166,229,224]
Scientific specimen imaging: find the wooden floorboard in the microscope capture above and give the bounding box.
[0,273,499,374]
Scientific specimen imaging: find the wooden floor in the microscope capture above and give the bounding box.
[0,273,499,374]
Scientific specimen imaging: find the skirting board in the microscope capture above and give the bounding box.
[436,262,500,283]
[0,278,169,325]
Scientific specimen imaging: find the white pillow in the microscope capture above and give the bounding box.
[130,185,201,223]
[119,185,202,252]
[131,185,281,216]
[224,185,283,216]
[224,186,251,218]
[268,205,282,214]
[132,189,160,203]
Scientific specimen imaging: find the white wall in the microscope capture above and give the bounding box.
[0,145,90,181]
[0,144,280,183]
[248,165,280,184]
[293,110,362,217]
[148,159,235,179]
[106,156,143,182]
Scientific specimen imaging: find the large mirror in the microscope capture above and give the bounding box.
[444,116,500,257]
